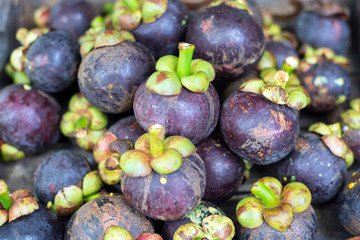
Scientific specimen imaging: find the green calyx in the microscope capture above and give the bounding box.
[0,180,14,210]
[241,58,309,110]
[174,215,235,240]
[341,98,360,129]
[82,171,104,197]
[120,123,196,176]
[52,185,83,216]
[146,42,215,95]
[0,142,25,162]
[79,16,135,57]
[308,122,354,167]
[33,6,51,28]
[210,0,251,14]
[109,0,167,31]
[236,177,312,232]
[60,93,108,151]
[104,226,134,240]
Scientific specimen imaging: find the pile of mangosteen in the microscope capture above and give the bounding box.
[1,0,360,239]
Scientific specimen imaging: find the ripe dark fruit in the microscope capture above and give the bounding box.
[274,131,348,204]
[0,84,61,155]
[25,31,81,93]
[338,171,360,236]
[220,91,299,165]
[78,41,155,114]
[132,0,188,59]
[34,150,90,206]
[65,195,154,239]
[49,0,95,39]
[108,115,147,145]
[186,3,265,79]
[294,2,350,55]
[196,137,245,204]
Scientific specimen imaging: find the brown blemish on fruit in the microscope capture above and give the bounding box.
[156,72,168,84]
[295,138,311,154]
[200,19,213,34]
[48,183,57,195]
[304,76,316,92]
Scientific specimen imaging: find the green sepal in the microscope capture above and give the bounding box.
[104,226,134,240]
[164,136,196,157]
[13,71,31,84]
[280,182,311,213]
[287,90,308,110]
[239,79,265,95]
[94,30,135,50]
[261,83,288,105]
[60,112,81,137]
[87,106,108,130]
[142,0,167,23]
[0,210,8,227]
[145,71,182,95]
[173,223,206,240]
[0,180,14,210]
[263,203,293,232]
[156,55,179,72]
[150,148,182,175]
[236,196,264,229]
[1,143,25,162]
[308,122,332,136]
[82,171,104,197]
[260,68,277,83]
[52,185,83,216]
[181,71,209,93]
[98,161,122,185]
[119,150,152,177]
[350,98,360,112]
[202,215,235,240]
[69,93,92,112]
[8,196,39,222]
[257,50,277,71]
[341,109,360,129]
[10,46,26,72]
[134,133,150,153]
[76,129,106,151]
[190,59,215,82]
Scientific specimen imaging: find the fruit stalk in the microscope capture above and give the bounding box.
[0,180,14,210]
[177,42,195,78]
[251,181,280,209]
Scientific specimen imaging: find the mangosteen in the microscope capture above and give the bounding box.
[196,137,245,204]
[25,30,81,93]
[338,171,360,236]
[78,29,155,113]
[236,177,317,239]
[340,98,360,163]
[133,42,220,144]
[103,227,163,240]
[48,0,96,39]
[65,194,154,239]
[299,46,351,113]
[119,124,207,221]
[34,149,104,216]
[294,1,350,55]
[106,0,188,59]
[274,122,352,204]
[0,84,61,161]
[220,66,308,165]
[161,201,235,240]
[260,41,299,70]
[60,93,108,151]
[0,180,64,239]
[186,2,265,79]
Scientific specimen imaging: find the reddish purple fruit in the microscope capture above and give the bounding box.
[186,4,265,79]
[0,84,61,153]
[134,83,219,144]
[49,0,95,39]
[78,41,155,114]
[220,91,299,165]
[108,115,146,145]
[196,137,245,204]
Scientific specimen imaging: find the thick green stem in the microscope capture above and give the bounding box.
[281,56,299,75]
[177,42,195,78]
[0,180,14,210]
[274,70,289,89]
[251,181,280,209]
[75,116,90,130]
[122,0,140,12]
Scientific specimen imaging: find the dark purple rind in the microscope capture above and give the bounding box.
[34,150,90,205]
[294,11,350,55]
[299,61,351,113]
[132,0,187,59]
[220,91,299,165]
[25,31,80,93]
[265,41,299,69]
[196,137,245,204]
[120,153,206,221]
[78,41,155,114]
[133,83,220,144]
[0,84,61,153]
[65,195,154,239]
[185,4,265,79]
[49,0,95,39]
[108,115,146,144]
[338,171,360,235]
[0,205,64,240]
[161,201,225,240]
[274,132,347,204]
[342,128,360,164]
[237,205,317,240]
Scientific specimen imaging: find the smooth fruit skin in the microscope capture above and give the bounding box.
[0,205,64,240]
[274,132,347,204]
[121,153,206,221]
[134,83,220,144]
[65,195,154,240]
[34,150,90,205]
[338,171,360,235]
[220,91,299,165]
[49,0,95,39]
[0,84,61,153]
[265,41,299,69]
[25,31,81,93]
[196,137,245,204]
[299,61,351,113]
[186,4,265,79]
[295,11,350,55]
[237,205,317,240]
[78,41,155,114]
[133,0,187,59]
[108,115,146,145]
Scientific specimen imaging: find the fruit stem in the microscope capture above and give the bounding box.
[0,180,14,210]
[281,56,299,75]
[177,42,195,78]
[122,0,140,12]
[273,70,289,89]
[251,181,280,209]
